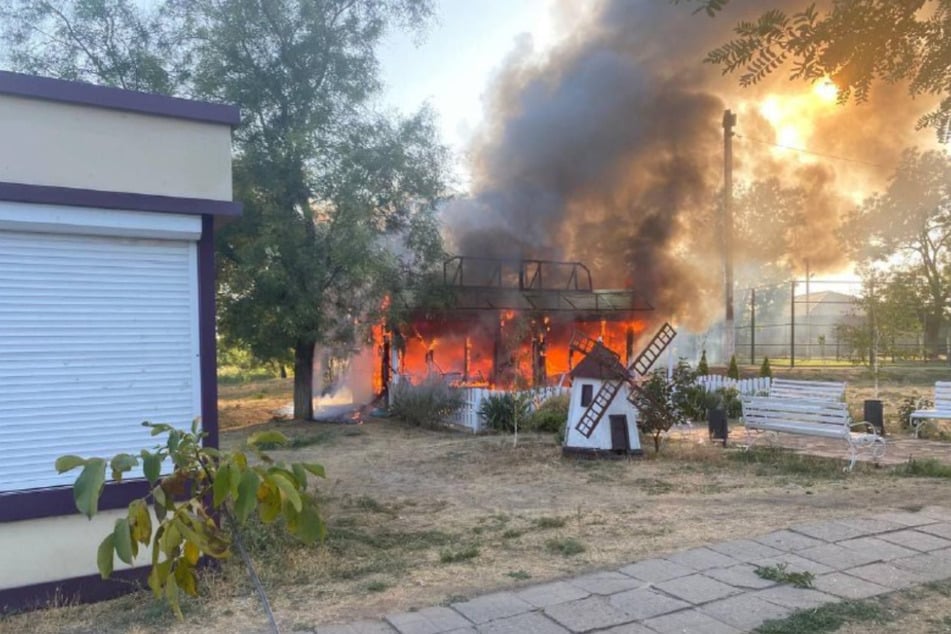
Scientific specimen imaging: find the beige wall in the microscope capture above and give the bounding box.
[0,509,154,590]
[0,94,232,200]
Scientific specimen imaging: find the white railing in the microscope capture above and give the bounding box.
[697,375,771,396]
[448,385,570,433]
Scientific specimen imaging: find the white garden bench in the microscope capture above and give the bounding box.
[910,381,951,438]
[741,396,885,471]
[768,378,846,401]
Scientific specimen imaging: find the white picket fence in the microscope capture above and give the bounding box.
[449,385,570,433]
[697,375,771,396]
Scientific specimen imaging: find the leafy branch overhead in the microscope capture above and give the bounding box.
[55,421,326,618]
[683,0,951,141]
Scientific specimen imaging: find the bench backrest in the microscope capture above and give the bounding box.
[934,382,951,409]
[769,378,845,401]
[742,396,850,431]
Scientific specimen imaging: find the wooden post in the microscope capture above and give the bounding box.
[722,109,737,361]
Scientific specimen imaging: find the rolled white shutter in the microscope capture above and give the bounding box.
[0,225,201,492]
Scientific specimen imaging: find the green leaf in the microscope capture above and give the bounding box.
[166,573,183,619]
[212,463,231,508]
[142,451,162,485]
[55,455,87,473]
[257,484,282,523]
[293,502,326,545]
[148,559,172,597]
[270,472,302,512]
[292,463,308,490]
[184,541,200,566]
[113,518,134,565]
[175,562,198,596]
[129,499,152,544]
[234,470,260,524]
[168,430,181,453]
[110,453,139,482]
[73,458,106,519]
[247,430,288,448]
[97,534,115,579]
[302,462,326,478]
[153,485,168,519]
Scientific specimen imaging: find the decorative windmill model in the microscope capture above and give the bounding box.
[562,323,676,456]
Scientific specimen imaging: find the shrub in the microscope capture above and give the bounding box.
[671,360,705,421]
[727,354,740,379]
[897,393,930,430]
[713,387,742,419]
[478,392,532,433]
[759,356,772,378]
[527,394,569,433]
[630,370,685,452]
[389,378,464,428]
[697,349,709,375]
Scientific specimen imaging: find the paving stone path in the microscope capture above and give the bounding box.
[314,506,951,634]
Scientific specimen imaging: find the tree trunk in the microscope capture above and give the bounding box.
[294,340,315,420]
[924,314,942,359]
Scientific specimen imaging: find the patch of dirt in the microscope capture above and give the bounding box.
[218,378,293,430]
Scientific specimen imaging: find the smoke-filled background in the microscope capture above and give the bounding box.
[441,0,939,331]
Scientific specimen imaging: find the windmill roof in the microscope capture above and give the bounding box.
[570,342,629,380]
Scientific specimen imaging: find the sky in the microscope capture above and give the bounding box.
[376,0,560,187]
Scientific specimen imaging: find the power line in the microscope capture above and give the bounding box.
[735,134,892,169]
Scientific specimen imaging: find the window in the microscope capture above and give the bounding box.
[581,384,594,407]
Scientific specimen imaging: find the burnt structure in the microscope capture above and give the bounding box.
[387,256,655,389]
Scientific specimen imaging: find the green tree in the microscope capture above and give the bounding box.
[727,354,739,379]
[842,150,951,353]
[682,0,951,141]
[630,370,684,452]
[697,349,710,375]
[1,0,450,419]
[759,356,772,378]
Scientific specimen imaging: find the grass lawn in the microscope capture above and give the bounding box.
[3,367,951,633]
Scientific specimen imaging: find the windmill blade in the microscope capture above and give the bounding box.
[574,380,623,438]
[629,322,676,377]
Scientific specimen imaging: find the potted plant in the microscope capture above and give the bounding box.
[704,389,729,447]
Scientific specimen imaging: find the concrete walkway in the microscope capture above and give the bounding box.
[315,506,951,634]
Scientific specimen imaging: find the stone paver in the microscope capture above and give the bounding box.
[451,593,533,625]
[703,564,778,590]
[654,573,740,604]
[789,520,868,542]
[316,621,397,634]
[877,528,951,552]
[385,607,471,634]
[754,529,826,552]
[834,517,905,535]
[666,547,738,571]
[916,522,951,541]
[619,558,694,583]
[754,552,835,575]
[543,596,634,632]
[569,571,642,595]
[847,562,936,589]
[699,594,791,631]
[476,612,569,634]
[838,536,921,560]
[642,608,742,634]
[796,543,883,569]
[811,572,892,599]
[755,585,840,610]
[708,538,785,563]
[516,581,590,608]
[607,588,691,621]
[318,508,951,634]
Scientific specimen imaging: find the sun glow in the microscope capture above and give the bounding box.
[755,80,840,160]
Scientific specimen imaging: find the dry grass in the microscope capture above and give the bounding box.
[6,369,951,633]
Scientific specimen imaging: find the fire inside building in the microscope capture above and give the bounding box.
[380,256,658,392]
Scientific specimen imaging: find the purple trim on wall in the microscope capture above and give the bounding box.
[0,479,152,523]
[0,70,239,126]
[0,567,148,615]
[0,181,241,218]
[199,214,220,450]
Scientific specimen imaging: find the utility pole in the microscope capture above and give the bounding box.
[722,109,736,363]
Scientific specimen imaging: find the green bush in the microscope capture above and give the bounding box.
[527,394,569,433]
[697,349,709,375]
[389,378,464,428]
[478,392,532,433]
[630,370,685,452]
[759,356,773,378]
[727,355,740,379]
[671,360,705,421]
[897,393,930,430]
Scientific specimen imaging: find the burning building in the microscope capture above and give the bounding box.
[382,255,655,391]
